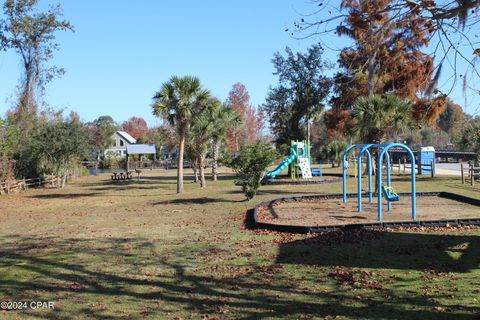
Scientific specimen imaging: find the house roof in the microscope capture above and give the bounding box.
[117,131,137,144]
[126,144,156,155]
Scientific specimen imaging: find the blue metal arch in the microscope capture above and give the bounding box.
[377,143,416,222]
[357,144,375,212]
[342,144,370,203]
[343,144,391,207]
[356,144,394,213]
[357,143,376,212]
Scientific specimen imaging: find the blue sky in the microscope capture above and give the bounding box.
[0,1,478,127]
[0,0,326,126]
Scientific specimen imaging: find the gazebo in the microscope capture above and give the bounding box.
[126,144,156,171]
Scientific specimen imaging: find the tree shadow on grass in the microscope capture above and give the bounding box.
[152,197,245,205]
[80,175,183,188]
[31,192,102,199]
[276,229,480,273]
[0,235,478,319]
[226,189,327,197]
[91,184,170,192]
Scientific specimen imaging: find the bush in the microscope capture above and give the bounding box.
[0,157,16,183]
[319,139,348,166]
[99,156,127,169]
[229,143,278,200]
[458,121,480,162]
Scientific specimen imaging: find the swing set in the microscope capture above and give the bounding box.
[341,143,417,222]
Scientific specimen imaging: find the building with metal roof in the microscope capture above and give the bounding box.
[126,144,156,155]
[104,131,137,158]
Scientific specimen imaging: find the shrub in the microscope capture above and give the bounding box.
[458,121,480,163]
[99,156,126,169]
[229,143,278,200]
[0,157,16,183]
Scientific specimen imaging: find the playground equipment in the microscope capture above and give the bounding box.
[266,140,313,179]
[382,186,400,202]
[341,143,416,222]
[311,166,323,177]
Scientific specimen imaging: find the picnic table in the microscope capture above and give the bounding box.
[111,171,133,180]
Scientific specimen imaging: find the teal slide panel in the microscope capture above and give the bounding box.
[265,155,297,179]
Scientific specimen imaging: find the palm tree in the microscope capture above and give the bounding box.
[188,98,220,188]
[210,103,241,181]
[152,76,210,193]
[184,143,199,183]
[351,94,415,143]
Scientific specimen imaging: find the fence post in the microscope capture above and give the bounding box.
[431,160,434,178]
[461,163,465,184]
[471,163,475,186]
[403,158,406,174]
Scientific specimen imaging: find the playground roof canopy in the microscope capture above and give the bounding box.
[126,144,156,155]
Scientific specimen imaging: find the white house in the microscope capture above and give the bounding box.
[104,131,136,157]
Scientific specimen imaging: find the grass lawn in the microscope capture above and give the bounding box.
[0,167,479,319]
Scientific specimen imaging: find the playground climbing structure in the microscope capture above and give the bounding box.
[265,140,313,179]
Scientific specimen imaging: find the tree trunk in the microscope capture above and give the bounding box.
[234,124,239,152]
[211,139,220,181]
[192,158,199,183]
[177,128,186,193]
[198,153,206,188]
[367,51,376,97]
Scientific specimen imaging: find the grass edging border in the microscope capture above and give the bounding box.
[261,174,343,186]
[252,192,480,234]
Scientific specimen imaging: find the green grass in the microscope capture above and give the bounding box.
[0,168,479,319]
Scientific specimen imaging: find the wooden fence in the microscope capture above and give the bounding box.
[126,159,214,170]
[390,159,435,177]
[0,179,27,194]
[461,162,480,186]
[0,172,81,195]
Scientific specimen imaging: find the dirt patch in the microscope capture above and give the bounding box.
[257,195,480,226]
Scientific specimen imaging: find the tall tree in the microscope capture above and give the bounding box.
[244,105,265,144]
[226,83,263,150]
[323,0,446,137]
[293,0,480,97]
[121,117,148,139]
[136,126,164,159]
[0,0,73,132]
[437,100,465,142]
[35,113,88,187]
[264,45,332,149]
[152,75,210,194]
[228,83,249,117]
[188,98,220,188]
[210,103,241,181]
[458,121,480,161]
[88,116,118,160]
[0,117,16,183]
